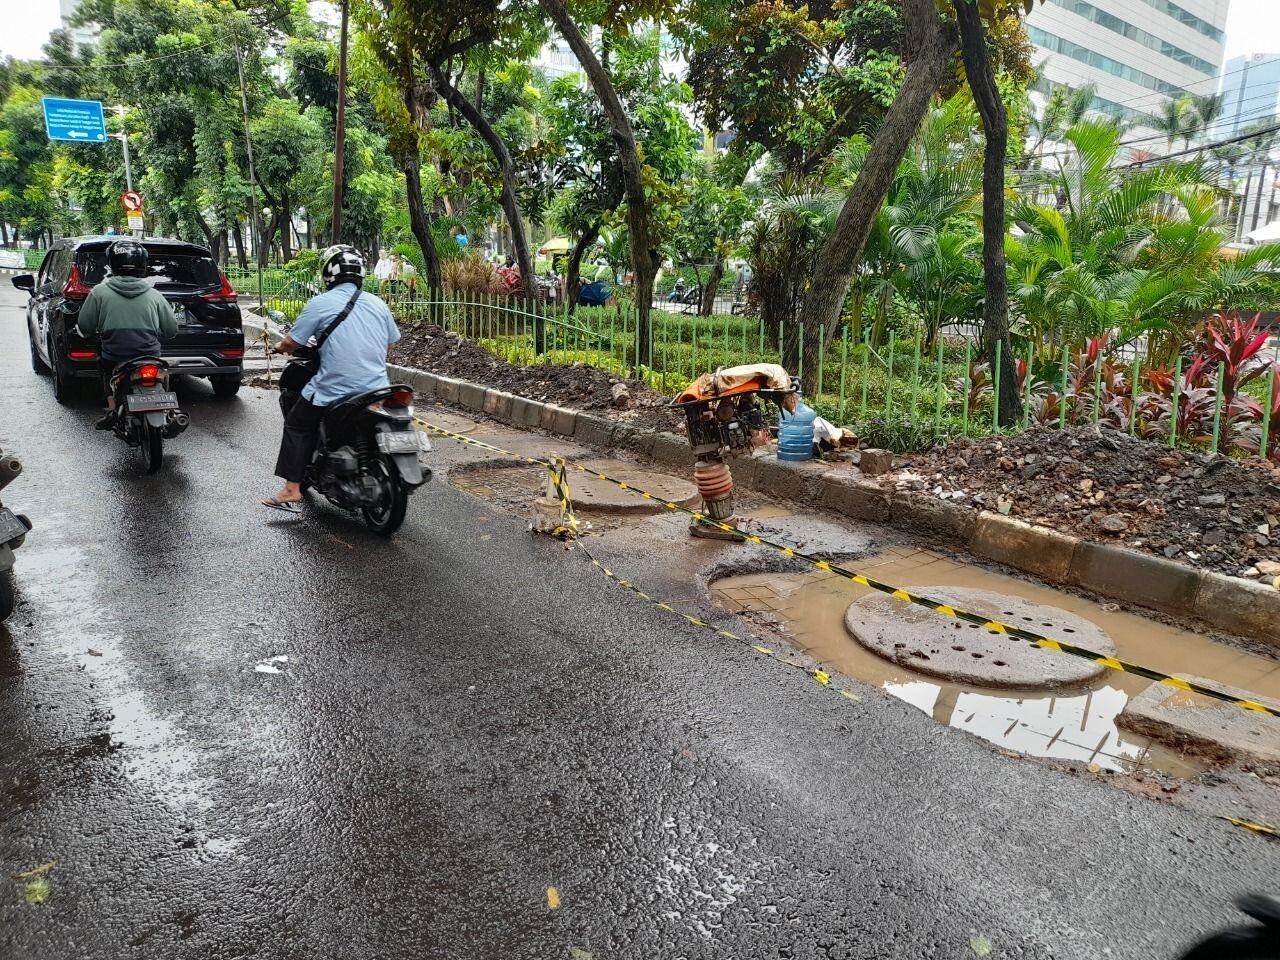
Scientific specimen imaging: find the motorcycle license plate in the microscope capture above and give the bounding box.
[0,507,26,544]
[127,391,179,413]
[376,431,428,454]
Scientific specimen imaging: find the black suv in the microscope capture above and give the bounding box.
[12,236,245,402]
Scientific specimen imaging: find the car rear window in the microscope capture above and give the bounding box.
[79,249,220,288]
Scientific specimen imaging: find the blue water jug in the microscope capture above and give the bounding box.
[777,400,817,461]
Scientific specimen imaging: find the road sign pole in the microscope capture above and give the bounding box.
[113,106,134,193]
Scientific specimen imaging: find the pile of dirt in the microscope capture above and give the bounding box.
[883,425,1280,578]
[390,325,684,433]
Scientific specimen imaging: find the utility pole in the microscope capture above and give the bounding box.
[233,33,266,304]
[111,105,140,237]
[331,0,349,245]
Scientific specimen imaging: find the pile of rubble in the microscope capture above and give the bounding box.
[880,426,1280,580]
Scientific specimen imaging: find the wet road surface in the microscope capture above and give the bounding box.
[0,283,1276,959]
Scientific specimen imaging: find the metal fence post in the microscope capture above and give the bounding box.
[1211,359,1225,453]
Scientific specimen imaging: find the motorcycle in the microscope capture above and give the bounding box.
[105,357,190,473]
[1178,894,1280,959]
[0,449,32,623]
[271,313,430,536]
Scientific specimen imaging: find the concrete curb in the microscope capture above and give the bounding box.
[245,318,1280,646]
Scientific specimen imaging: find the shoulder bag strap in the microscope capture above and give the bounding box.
[312,284,364,351]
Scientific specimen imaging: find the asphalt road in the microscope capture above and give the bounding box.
[0,282,1275,960]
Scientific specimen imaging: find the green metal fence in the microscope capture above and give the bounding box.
[228,269,1280,459]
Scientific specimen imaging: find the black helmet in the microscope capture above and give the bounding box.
[108,239,148,278]
[319,244,366,290]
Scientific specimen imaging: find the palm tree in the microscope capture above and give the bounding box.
[1008,119,1218,357]
[1025,81,1097,164]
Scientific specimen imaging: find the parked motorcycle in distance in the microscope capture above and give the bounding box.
[270,311,430,536]
[0,450,32,623]
[1178,894,1280,959]
[106,357,190,473]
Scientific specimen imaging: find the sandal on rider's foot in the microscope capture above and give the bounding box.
[261,497,303,514]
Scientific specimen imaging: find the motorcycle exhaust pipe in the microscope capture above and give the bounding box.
[0,453,21,493]
[163,411,191,437]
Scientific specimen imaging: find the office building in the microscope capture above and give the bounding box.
[1025,0,1230,148]
[59,0,99,53]
[1220,52,1280,135]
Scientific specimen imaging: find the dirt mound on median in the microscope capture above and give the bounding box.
[389,324,684,433]
[884,425,1280,578]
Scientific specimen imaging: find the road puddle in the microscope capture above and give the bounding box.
[711,548,1280,778]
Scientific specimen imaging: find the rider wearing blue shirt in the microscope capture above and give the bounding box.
[263,246,402,513]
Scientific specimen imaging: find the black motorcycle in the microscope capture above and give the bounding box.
[276,352,429,536]
[1179,895,1280,959]
[0,449,32,623]
[105,357,190,473]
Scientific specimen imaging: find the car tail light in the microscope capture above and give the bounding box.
[63,264,92,300]
[385,387,414,408]
[68,349,97,360]
[220,348,244,359]
[137,364,161,386]
[201,272,238,302]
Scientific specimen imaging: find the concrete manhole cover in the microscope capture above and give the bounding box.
[844,587,1115,689]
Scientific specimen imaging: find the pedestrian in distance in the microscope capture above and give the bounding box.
[261,245,402,514]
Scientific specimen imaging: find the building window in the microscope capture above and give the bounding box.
[1031,76,1148,125]
[1046,0,1218,76]
[1140,0,1225,43]
[1027,27,1193,99]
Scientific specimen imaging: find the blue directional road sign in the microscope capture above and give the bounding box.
[41,97,108,144]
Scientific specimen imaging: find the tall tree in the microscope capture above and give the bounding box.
[538,0,660,364]
[955,0,1018,425]
[794,0,957,393]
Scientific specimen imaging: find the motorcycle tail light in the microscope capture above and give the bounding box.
[201,272,238,302]
[137,364,161,386]
[385,387,414,408]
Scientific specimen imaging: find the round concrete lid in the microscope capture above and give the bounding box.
[844,587,1115,689]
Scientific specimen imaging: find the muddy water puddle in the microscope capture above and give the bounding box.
[711,548,1280,778]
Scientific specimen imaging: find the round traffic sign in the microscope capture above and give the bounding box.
[121,191,143,212]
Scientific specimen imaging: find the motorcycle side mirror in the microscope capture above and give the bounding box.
[266,309,287,325]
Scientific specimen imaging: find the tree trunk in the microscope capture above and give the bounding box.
[565,223,600,315]
[280,189,294,261]
[540,0,657,366]
[699,255,725,316]
[955,0,1019,426]
[232,221,248,270]
[795,0,955,394]
[400,83,444,291]
[430,65,535,296]
[404,154,443,291]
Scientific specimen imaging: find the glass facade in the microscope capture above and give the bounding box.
[1031,76,1148,125]
[1027,26,1193,99]
[1047,0,1217,76]
[1140,0,1225,42]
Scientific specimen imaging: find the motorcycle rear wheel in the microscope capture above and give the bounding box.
[0,568,14,622]
[140,423,164,474]
[361,457,408,537]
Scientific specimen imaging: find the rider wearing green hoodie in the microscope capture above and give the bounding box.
[76,240,177,428]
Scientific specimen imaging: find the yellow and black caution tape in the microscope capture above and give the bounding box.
[1222,816,1279,837]
[418,417,1280,723]
[542,459,854,699]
